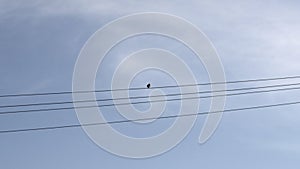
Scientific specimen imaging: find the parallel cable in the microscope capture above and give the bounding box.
[1,85,300,115]
[1,82,300,109]
[1,100,300,134]
[1,75,300,98]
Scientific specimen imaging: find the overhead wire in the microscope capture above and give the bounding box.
[1,82,300,109]
[1,75,300,98]
[1,85,300,115]
[1,75,300,134]
[1,100,300,134]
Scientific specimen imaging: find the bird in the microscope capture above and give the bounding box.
[147,83,151,89]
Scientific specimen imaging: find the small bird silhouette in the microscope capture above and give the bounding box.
[147,83,151,89]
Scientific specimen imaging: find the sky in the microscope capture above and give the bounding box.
[1,0,300,168]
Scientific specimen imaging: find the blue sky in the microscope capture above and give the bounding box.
[1,0,300,168]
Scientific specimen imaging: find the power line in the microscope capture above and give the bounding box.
[1,75,300,98]
[1,85,300,115]
[1,100,299,134]
[1,82,300,109]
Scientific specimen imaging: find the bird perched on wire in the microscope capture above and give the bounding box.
[147,83,151,89]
